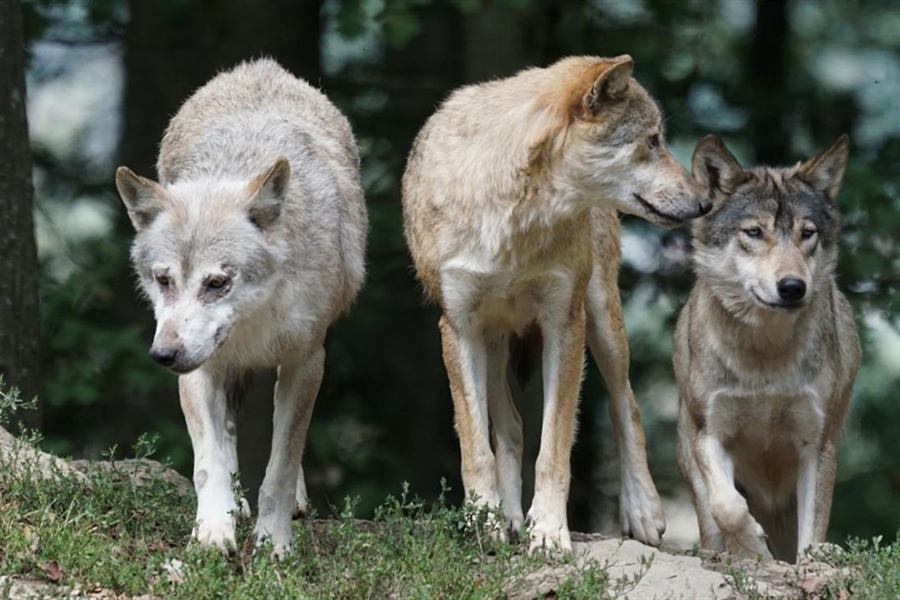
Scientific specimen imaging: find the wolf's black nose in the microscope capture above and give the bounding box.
[150,346,178,367]
[777,278,807,302]
[698,198,713,215]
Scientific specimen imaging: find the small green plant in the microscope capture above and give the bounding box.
[0,444,615,599]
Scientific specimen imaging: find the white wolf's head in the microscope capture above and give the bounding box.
[690,135,849,319]
[116,158,291,373]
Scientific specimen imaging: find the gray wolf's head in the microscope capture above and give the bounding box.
[536,55,710,227]
[116,158,291,373]
[690,134,849,316]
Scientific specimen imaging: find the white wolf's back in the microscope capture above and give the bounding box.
[158,58,366,311]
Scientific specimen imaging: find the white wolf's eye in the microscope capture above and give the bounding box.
[155,273,171,287]
[743,226,762,238]
[205,275,231,291]
[801,227,817,240]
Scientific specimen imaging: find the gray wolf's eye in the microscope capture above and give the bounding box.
[743,226,762,238]
[801,227,817,240]
[649,134,660,149]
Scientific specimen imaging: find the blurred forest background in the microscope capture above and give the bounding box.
[1,0,899,549]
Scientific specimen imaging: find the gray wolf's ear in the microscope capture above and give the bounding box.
[115,166,168,232]
[692,135,744,206]
[798,134,849,203]
[585,55,633,110]
[247,157,291,230]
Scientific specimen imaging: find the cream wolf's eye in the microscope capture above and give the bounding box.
[801,227,817,240]
[648,134,660,149]
[742,226,762,238]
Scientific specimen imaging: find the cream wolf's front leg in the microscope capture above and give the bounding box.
[253,345,324,558]
[179,367,243,554]
[694,433,772,559]
[585,266,665,546]
[527,299,586,554]
[439,316,504,520]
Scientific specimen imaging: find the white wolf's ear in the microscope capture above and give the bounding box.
[115,167,168,232]
[692,135,744,206]
[584,55,633,110]
[798,134,850,203]
[247,157,291,230]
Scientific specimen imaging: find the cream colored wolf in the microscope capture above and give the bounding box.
[402,55,711,552]
[115,59,367,556]
[675,135,860,562]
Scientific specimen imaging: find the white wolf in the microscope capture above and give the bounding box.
[115,59,367,556]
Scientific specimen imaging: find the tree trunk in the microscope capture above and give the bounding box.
[0,0,41,430]
[747,0,790,163]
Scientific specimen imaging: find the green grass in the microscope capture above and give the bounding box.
[0,396,616,600]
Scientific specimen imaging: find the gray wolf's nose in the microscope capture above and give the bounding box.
[150,346,179,367]
[699,198,713,215]
[777,278,807,303]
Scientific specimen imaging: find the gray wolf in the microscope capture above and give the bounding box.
[115,58,367,557]
[401,55,711,552]
[675,134,860,562]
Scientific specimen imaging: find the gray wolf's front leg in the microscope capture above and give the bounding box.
[253,345,324,558]
[179,367,242,554]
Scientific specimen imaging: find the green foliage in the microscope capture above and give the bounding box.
[0,439,616,599]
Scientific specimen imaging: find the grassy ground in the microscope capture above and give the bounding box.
[0,446,625,600]
[2,381,899,599]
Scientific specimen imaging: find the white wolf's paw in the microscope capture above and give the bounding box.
[619,473,666,547]
[252,521,293,561]
[525,507,572,555]
[193,517,237,555]
[238,497,251,520]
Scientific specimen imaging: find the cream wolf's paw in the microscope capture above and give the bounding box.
[525,506,572,555]
[726,520,773,561]
[619,473,666,546]
[193,517,237,555]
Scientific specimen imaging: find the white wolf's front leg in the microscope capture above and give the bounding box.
[527,298,585,554]
[253,345,324,558]
[179,367,242,554]
[694,434,771,559]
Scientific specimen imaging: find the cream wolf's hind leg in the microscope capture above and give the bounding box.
[180,367,243,554]
[253,345,324,558]
[485,332,524,535]
[585,265,666,546]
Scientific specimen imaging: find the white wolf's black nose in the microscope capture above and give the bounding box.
[777,278,807,303]
[150,346,179,367]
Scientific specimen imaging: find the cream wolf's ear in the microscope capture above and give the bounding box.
[115,166,168,232]
[798,134,850,203]
[246,157,291,230]
[692,135,744,206]
[584,55,633,110]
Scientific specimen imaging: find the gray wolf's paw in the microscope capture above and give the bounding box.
[525,506,572,555]
[619,473,666,547]
[193,517,237,555]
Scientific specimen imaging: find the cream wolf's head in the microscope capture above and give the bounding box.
[116,159,291,373]
[534,55,710,227]
[690,134,849,317]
